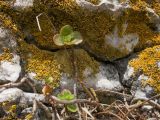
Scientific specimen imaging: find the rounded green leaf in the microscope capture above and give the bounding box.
[60,25,73,37]
[67,104,78,113]
[71,39,83,45]
[57,89,75,100]
[53,34,64,46]
[61,34,74,43]
[71,31,83,45]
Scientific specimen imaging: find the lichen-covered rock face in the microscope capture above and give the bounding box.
[0,20,21,83]
[19,39,99,89]
[123,45,160,98]
[129,45,160,93]
[2,0,159,61]
[19,41,61,88]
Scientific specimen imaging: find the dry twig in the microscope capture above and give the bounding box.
[49,95,101,107]
[0,77,28,89]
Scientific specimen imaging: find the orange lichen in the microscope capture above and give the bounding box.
[129,45,160,92]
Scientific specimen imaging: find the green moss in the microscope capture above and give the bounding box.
[129,45,160,92]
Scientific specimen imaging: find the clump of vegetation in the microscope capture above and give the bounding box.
[57,89,77,112]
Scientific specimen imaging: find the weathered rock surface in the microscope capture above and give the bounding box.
[122,45,160,98]
[0,21,21,84]
[0,88,45,105]
[1,0,159,61]
[61,63,122,91]
[0,54,21,83]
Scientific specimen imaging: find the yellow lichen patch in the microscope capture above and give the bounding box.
[0,13,18,34]
[152,1,160,16]
[0,48,13,62]
[130,0,160,15]
[86,0,101,5]
[129,45,160,92]
[53,49,99,79]
[19,41,61,88]
[130,0,148,11]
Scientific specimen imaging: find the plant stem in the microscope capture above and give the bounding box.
[70,47,94,100]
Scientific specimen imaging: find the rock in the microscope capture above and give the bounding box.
[21,107,32,114]
[13,0,34,9]
[61,63,123,91]
[0,24,17,53]
[0,22,21,84]
[23,46,99,92]
[22,42,122,92]
[76,0,128,11]
[0,54,21,83]
[0,88,45,105]
[122,45,160,99]
[2,0,159,61]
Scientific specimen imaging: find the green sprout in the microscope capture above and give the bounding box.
[57,89,78,112]
[53,25,83,46]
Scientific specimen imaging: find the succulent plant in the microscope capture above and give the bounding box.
[53,25,83,46]
[57,89,78,112]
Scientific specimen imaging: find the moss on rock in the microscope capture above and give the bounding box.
[129,45,160,92]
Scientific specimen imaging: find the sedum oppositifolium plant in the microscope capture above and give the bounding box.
[53,25,83,46]
[57,89,78,112]
[42,25,83,113]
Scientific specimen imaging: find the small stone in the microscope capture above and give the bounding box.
[13,0,34,9]
[0,54,21,83]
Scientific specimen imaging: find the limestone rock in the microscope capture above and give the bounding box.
[1,0,160,61]
[0,21,21,84]
[0,88,45,105]
[60,63,123,91]
[0,54,21,83]
[13,0,34,9]
[122,45,160,98]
